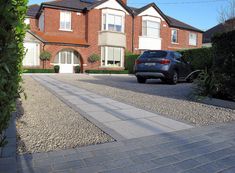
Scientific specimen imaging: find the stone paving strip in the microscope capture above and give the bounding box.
[16,122,235,173]
[33,75,192,140]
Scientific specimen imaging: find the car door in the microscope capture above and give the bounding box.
[173,52,185,78]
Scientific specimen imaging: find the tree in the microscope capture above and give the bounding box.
[218,0,235,31]
[40,51,52,69]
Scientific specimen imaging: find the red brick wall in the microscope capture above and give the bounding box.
[133,16,142,54]
[29,18,39,31]
[44,8,86,40]
[161,21,202,50]
[125,15,133,52]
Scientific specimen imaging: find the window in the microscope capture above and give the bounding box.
[171,29,178,43]
[141,51,168,59]
[60,11,71,31]
[54,50,80,64]
[102,14,123,32]
[189,32,197,46]
[142,20,160,38]
[101,46,123,67]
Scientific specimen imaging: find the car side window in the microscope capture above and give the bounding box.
[174,52,182,61]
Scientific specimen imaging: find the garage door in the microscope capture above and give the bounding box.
[23,42,40,66]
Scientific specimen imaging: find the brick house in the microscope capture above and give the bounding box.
[24,0,203,73]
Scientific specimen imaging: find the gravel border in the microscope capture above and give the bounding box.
[16,76,114,154]
[51,74,235,126]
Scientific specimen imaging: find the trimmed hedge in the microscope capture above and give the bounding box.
[0,0,28,147]
[125,54,140,74]
[196,30,235,101]
[23,69,55,73]
[178,47,213,70]
[85,70,129,74]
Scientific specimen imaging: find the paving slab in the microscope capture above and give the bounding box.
[33,75,193,140]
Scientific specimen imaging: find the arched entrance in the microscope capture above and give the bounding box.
[54,49,82,73]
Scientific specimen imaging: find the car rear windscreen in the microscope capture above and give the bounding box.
[141,51,168,59]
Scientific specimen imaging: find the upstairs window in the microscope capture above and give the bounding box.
[102,14,123,32]
[142,20,160,38]
[171,29,178,43]
[60,11,71,31]
[189,32,197,46]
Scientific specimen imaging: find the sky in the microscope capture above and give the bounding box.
[28,0,231,31]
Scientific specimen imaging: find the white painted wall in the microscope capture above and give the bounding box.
[95,0,129,14]
[138,6,165,21]
[139,36,162,50]
[98,31,126,47]
[23,42,40,66]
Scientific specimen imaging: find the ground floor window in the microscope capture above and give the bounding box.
[54,50,80,65]
[101,46,124,67]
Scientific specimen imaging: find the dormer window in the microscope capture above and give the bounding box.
[60,11,71,31]
[102,13,124,32]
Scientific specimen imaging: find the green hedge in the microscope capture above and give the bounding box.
[125,54,140,74]
[85,70,129,74]
[196,30,235,101]
[178,47,213,70]
[23,69,55,73]
[0,0,28,147]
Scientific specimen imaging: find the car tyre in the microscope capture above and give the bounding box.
[169,71,178,85]
[137,76,146,83]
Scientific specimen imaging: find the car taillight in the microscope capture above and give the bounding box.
[135,59,142,65]
[160,59,170,64]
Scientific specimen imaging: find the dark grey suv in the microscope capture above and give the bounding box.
[134,50,196,84]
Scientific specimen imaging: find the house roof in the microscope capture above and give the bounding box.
[203,18,235,43]
[26,0,203,33]
[26,4,40,18]
[31,31,89,46]
[129,3,203,33]
[166,16,203,33]
[41,0,94,11]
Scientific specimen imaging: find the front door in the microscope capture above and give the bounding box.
[55,50,80,73]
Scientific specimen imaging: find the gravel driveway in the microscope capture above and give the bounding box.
[51,74,235,126]
[17,76,114,154]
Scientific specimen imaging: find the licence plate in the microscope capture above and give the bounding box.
[145,63,156,66]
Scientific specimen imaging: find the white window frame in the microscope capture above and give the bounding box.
[142,20,160,38]
[189,32,197,46]
[102,13,124,33]
[171,29,178,44]
[101,46,124,68]
[54,51,80,65]
[59,11,72,31]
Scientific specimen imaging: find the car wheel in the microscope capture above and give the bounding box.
[137,76,146,83]
[169,71,178,85]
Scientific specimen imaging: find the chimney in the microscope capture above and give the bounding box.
[121,0,127,4]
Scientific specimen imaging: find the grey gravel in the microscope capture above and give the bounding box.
[16,76,114,154]
[51,74,235,126]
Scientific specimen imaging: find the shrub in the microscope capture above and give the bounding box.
[88,54,100,63]
[74,65,80,73]
[125,53,140,74]
[0,0,28,147]
[195,30,235,101]
[23,69,54,73]
[178,47,213,70]
[85,70,129,74]
[54,65,60,73]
